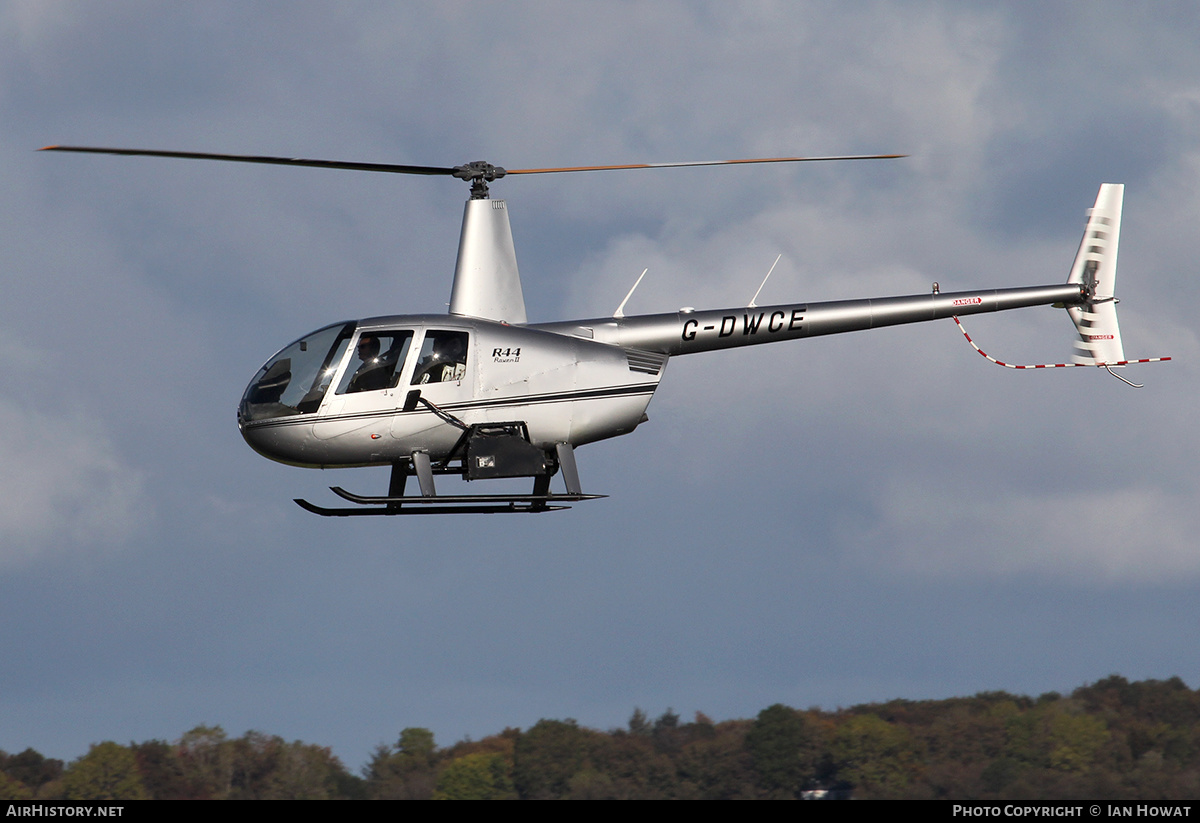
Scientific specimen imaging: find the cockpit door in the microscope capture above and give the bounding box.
[311,329,415,441]
[390,329,474,450]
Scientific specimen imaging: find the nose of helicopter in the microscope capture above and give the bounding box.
[237,382,331,468]
[236,321,357,466]
[237,413,308,466]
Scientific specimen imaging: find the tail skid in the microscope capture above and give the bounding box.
[953,183,1169,387]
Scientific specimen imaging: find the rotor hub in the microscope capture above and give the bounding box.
[452,161,508,199]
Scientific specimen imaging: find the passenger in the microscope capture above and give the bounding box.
[414,334,467,384]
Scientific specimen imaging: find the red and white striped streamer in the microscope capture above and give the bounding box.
[951,315,1169,374]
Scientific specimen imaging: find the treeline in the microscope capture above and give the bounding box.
[3,675,1199,799]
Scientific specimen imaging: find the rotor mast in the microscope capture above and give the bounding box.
[449,191,527,324]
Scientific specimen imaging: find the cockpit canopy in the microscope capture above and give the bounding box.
[238,321,474,425]
[239,322,355,423]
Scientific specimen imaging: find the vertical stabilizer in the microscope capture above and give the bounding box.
[449,198,527,324]
[1066,184,1126,365]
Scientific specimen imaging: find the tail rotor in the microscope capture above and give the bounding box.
[952,183,1169,386]
[1066,183,1128,368]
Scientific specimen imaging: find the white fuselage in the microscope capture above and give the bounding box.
[239,281,1085,471]
[238,315,663,468]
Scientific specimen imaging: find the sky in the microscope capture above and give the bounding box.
[2,2,1198,770]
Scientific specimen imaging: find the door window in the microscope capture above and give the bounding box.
[335,331,414,395]
[411,331,469,385]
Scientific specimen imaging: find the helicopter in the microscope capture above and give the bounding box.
[41,146,1169,515]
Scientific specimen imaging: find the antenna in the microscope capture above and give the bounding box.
[748,254,782,308]
[613,268,648,319]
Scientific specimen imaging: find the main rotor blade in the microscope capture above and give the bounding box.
[506,154,906,175]
[39,145,456,176]
[40,146,906,183]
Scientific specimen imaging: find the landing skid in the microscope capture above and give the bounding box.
[294,440,603,516]
[295,491,603,517]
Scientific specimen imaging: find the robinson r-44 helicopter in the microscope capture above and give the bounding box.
[42,146,1169,515]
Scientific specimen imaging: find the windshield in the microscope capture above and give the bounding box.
[239,322,355,423]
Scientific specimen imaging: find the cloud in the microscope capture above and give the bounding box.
[836,476,1199,584]
[0,382,145,566]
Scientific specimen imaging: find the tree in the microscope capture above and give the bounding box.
[652,708,684,754]
[831,714,921,798]
[130,740,189,800]
[433,752,515,800]
[1046,709,1109,773]
[61,742,148,801]
[176,725,233,799]
[674,720,758,800]
[0,772,32,801]
[364,727,439,800]
[227,731,356,799]
[513,720,595,800]
[1,748,62,797]
[745,704,823,798]
[627,708,651,736]
[397,727,436,765]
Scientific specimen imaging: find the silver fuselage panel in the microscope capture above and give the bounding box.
[238,315,661,468]
[532,283,1086,355]
[449,199,527,324]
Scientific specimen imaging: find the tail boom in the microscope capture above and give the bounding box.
[536,283,1086,356]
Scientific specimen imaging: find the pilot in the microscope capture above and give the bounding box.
[414,333,467,385]
[346,335,390,393]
